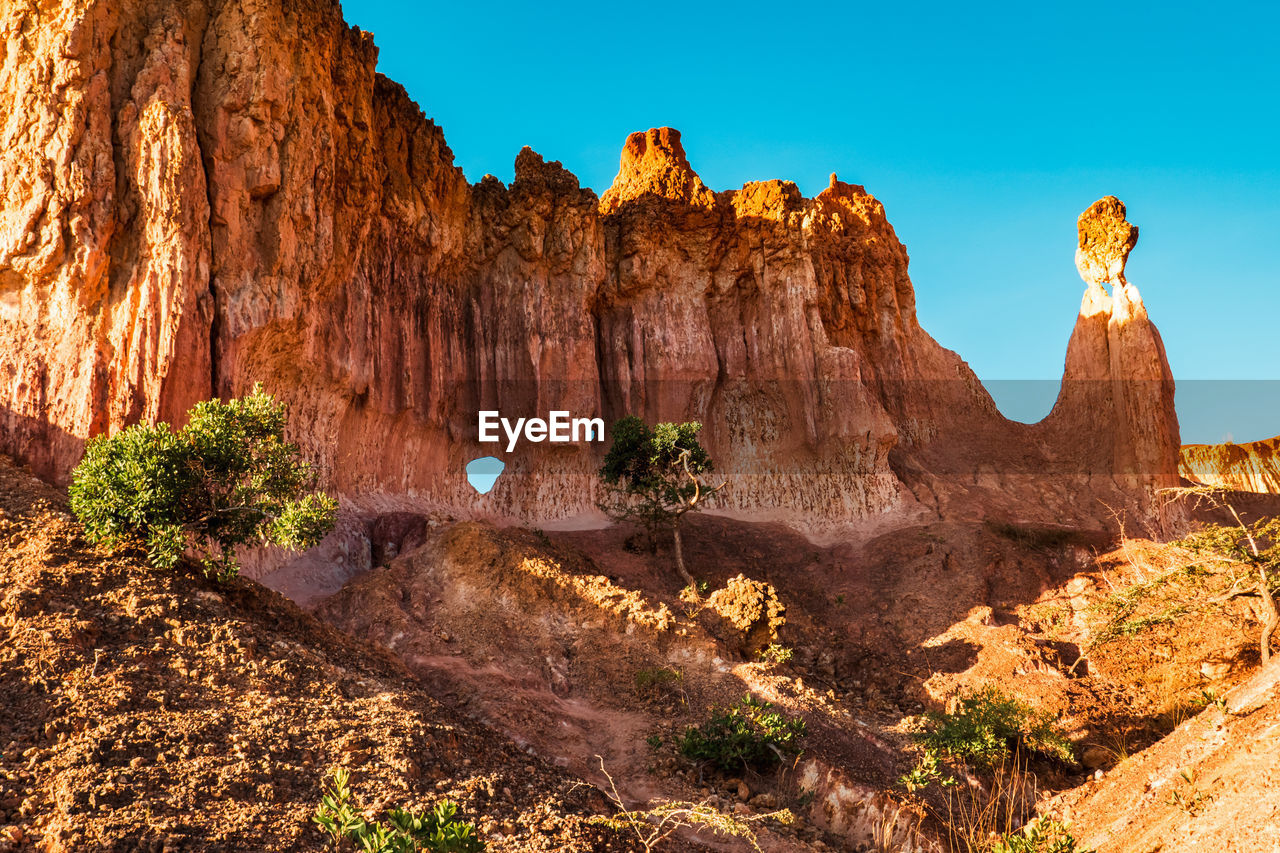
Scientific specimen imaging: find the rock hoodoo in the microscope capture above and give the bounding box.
[0,0,1183,550]
[1050,197,1181,522]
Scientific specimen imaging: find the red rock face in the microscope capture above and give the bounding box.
[0,0,1182,535]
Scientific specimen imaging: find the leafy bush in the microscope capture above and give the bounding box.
[915,687,1073,769]
[69,385,336,581]
[314,768,484,852]
[899,749,957,792]
[992,817,1090,853]
[901,693,1081,853]
[678,695,806,771]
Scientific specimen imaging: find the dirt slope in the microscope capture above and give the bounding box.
[311,514,1130,850]
[7,444,1280,852]
[314,521,919,851]
[312,501,1280,853]
[0,456,689,853]
[1056,658,1280,852]
[1021,526,1280,852]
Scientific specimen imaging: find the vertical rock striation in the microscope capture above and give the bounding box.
[0,0,1183,537]
[1181,436,1280,494]
[0,1,212,474]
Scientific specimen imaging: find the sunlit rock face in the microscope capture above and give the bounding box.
[1182,437,1280,494]
[598,127,714,213]
[0,1,213,476]
[0,0,1182,534]
[1075,195,1138,288]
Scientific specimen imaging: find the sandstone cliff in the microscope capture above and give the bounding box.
[1181,435,1280,494]
[0,0,1181,541]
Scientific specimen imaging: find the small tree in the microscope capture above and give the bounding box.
[598,416,726,590]
[1166,486,1280,664]
[69,384,337,581]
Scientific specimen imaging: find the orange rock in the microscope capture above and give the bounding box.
[0,0,1185,543]
[598,127,715,213]
[1052,198,1181,527]
[1181,436,1280,493]
[0,2,211,477]
[1075,196,1138,287]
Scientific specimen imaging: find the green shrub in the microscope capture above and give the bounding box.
[678,695,805,772]
[634,666,683,693]
[313,768,484,852]
[902,688,1074,791]
[992,816,1090,853]
[757,644,793,665]
[598,416,725,588]
[915,687,1073,768]
[898,749,956,792]
[69,385,336,581]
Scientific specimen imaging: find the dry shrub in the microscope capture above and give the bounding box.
[706,574,785,655]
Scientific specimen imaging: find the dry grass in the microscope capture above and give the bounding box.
[936,752,1039,853]
[869,802,925,852]
[587,757,792,852]
[1081,536,1258,721]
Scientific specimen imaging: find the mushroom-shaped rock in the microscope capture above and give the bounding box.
[1075,196,1138,287]
[1057,195,1181,530]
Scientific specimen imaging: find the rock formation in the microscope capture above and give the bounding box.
[1040,197,1181,522]
[0,0,1183,545]
[0,1,214,475]
[1181,436,1280,494]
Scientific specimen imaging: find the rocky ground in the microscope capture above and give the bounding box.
[5,448,1280,852]
[1056,654,1280,853]
[310,499,1280,852]
[0,456,704,853]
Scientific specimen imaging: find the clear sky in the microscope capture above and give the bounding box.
[340,1,1279,444]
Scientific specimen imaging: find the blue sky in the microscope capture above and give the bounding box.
[341,1,1279,444]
